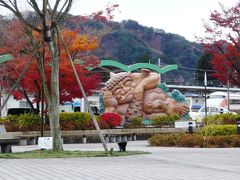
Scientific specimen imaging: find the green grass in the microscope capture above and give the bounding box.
[0,150,150,159]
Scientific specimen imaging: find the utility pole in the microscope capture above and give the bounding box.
[204,71,207,117]
[227,79,230,111]
[158,58,161,84]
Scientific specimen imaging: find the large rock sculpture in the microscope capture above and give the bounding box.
[101,69,189,120]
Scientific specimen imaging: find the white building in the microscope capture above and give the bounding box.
[1,93,100,117]
[59,94,100,114]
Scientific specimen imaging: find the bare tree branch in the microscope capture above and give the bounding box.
[55,0,73,23]
[51,0,60,20]
[27,0,42,16]
[0,0,41,32]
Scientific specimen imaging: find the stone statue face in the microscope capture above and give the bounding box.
[112,78,135,104]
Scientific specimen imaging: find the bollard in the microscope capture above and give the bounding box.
[28,138,35,145]
[133,133,137,141]
[19,139,27,146]
[122,135,127,142]
[110,136,116,143]
[188,121,193,134]
[127,134,133,141]
[116,136,121,142]
[82,135,87,144]
[105,135,109,143]
[237,121,240,135]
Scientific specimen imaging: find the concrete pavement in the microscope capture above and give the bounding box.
[0,141,239,180]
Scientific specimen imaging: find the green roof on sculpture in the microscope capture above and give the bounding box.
[94,60,177,74]
[0,54,14,64]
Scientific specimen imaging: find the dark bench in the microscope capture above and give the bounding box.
[16,134,39,145]
[0,138,19,153]
[0,125,19,153]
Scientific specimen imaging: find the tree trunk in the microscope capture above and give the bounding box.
[0,85,2,118]
[47,38,63,151]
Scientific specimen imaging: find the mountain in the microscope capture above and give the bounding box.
[66,18,203,85]
[73,19,203,67]
[23,13,204,84]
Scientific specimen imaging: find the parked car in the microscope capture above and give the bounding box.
[198,106,236,117]
[74,106,100,115]
[189,106,236,121]
[7,108,39,115]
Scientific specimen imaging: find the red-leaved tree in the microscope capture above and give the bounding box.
[200,1,240,86]
[0,21,101,111]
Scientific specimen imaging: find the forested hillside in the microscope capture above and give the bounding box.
[1,13,204,85]
[65,18,203,85]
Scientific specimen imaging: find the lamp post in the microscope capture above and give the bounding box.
[237,121,240,135]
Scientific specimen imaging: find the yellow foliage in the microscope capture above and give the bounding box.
[61,29,98,52]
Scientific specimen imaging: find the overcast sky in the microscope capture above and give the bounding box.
[69,0,239,42]
[0,0,238,42]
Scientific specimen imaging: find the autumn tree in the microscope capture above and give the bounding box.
[0,25,101,111]
[200,1,240,86]
[0,0,117,152]
[0,0,75,151]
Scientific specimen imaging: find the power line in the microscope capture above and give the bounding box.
[178,66,216,72]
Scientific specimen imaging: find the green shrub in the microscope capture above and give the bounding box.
[0,114,40,131]
[149,133,203,147]
[0,115,19,131]
[0,115,18,124]
[0,112,98,132]
[60,112,94,130]
[148,133,179,147]
[77,112,95,130]
[124,116,143,129]
[152,114,180,127]
[203,115,223,125]
[200,125,237,136]
[16,114,41,131]
[203,113,240,125]
[177,134,203,147]
[148,133,240,148]
[60,112,75,122]
[206,135,240,148]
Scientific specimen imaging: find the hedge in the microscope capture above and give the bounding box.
[148,133,240,148]
[200,125,237,136]
[151,114,180,127]
[203,113,240,125]
[124,116,143,129]
[0,112,124,131]
[0,114,41,131]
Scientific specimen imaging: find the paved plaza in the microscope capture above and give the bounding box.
[0,141,239,180]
